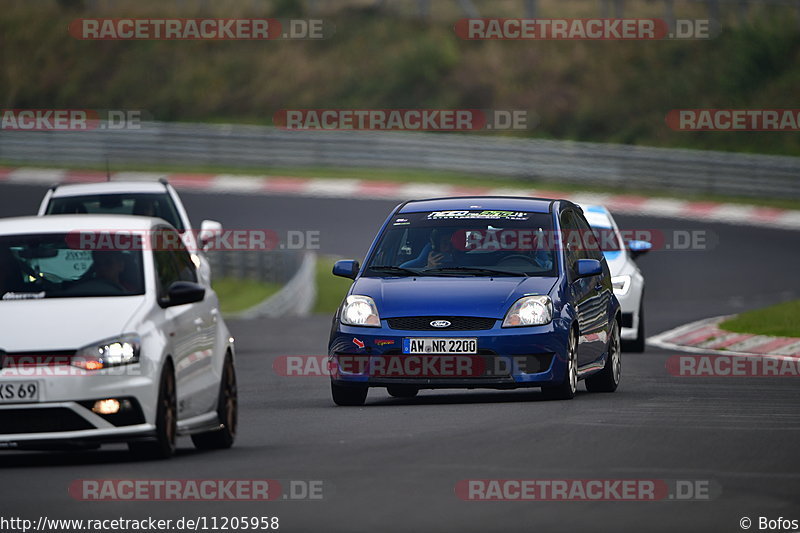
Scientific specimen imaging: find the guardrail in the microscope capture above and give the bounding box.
[1,121,798,199]
[207,249,305,285]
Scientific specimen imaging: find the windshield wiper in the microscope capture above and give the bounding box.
[368,265,421,276]
[423,266,526,277]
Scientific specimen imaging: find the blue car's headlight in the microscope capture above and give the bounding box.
[340,295,381,327]
[502,296,553,327]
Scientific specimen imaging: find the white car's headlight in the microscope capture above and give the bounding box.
[72,333,141,370]
[611,275,631,296]
[340,295,381,327]
[502,295,553,327]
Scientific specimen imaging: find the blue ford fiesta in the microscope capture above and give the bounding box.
[328,197,621,405]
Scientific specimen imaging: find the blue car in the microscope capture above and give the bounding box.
[328,197,621,405]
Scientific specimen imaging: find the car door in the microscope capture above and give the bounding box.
[573,210,611,365]
[153,229,218,420]
[561,209,601,367]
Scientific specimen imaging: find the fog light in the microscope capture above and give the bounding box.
[92,399,121,415]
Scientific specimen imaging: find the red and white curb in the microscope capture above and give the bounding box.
[648,316,800,358]
[2,166,800,230]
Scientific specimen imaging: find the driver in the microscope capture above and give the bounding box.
[401,229,461,269]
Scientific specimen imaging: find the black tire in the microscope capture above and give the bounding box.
[542,329,578,400]
[129,362,177,460]
[192,354,237,450]
[622,299,646,353]
[585,320,621,393]
[387,385,419,398]
[331,382,368,406]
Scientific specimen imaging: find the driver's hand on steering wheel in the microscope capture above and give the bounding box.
[426,252,444,268]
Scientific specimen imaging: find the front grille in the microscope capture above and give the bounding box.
[0,408,94,434]
[1,350,75,368]
[387,316,497,331]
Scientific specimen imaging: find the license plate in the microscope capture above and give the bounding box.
[0,382,40,403]
[402,338,477,355]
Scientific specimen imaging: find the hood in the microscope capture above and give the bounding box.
[351,276,558,319]
[0,296,146,352]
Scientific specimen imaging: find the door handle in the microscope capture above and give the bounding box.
[594,283,603,291]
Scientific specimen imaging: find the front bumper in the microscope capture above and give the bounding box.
[0,365,157,445]
[329,319,570,390]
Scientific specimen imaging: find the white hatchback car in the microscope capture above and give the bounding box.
[580,205,651,352]
[38,180,222,286]
[0,215,236,459]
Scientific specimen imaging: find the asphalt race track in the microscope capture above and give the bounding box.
[1,182,799,533]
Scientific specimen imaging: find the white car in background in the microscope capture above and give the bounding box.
[38,180,222,286]
[0,215,236,458]
[580,204,651,352]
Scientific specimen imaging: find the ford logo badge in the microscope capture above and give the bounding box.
[430,320,451,328]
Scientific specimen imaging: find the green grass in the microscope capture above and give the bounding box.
[211,277,281,314]
[313,256,354,314]
[4,160,799,211]
[3,1,800,156]
[719,300,800,338]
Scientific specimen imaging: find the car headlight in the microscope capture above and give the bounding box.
[611,275,631,296]
[340,295,381,327]
[72,334,141,370]
[502,295,553,327]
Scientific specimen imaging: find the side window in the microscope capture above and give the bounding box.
[573,212,604,262]
[153,250,179,298]
[174,247,198,283]
[152,228,196,297]
[559,210,580,274]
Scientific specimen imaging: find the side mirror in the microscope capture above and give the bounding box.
[333,260,359,280]
[198,220,223,250]
[160,281,206,308]
[627,239,652,260]
[575,258,602,278]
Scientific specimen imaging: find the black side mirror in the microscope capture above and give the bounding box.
[160,281,206,308]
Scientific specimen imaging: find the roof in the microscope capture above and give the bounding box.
[50,181,169,197]
[398,196,555,214]
[0,215,169,235]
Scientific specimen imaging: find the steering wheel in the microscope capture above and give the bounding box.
[497,254,540,267]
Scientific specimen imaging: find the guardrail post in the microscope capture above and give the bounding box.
[663,0,675,29]
[523,0,538,18]
[614,0,625,18]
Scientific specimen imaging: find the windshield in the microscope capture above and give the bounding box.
[592,225,624,252]
[0,234,145,300]
[46,193,184,231]
[365,210,557,277]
